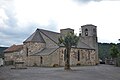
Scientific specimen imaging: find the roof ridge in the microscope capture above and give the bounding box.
[4,44,23,53]
[23,29,45,43]
[23,31,35,43]
[39,29,60,44]
[38,28,60,34]
[80,41,93,49]
[35,29,45,43]
[33,47,58,56]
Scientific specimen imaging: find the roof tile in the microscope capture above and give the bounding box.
[4,45,23,53]
[24,29,45,43]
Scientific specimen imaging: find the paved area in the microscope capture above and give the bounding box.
[0,64,120,80]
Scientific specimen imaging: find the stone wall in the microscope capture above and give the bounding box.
[26,48,60,67]
[4,49,26,65]
[59,48,96,66]
[4,49,24,61]
[25,56,40,66]
[80,49,96,65]
[24,47,96,67]
[60,28,74,35]
[23,42,45,56]
[4,52,14,61]
[49,49,60,67]
[20,49,96,66]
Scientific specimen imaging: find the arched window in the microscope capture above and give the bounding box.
[78,50,80,61]
[26,47,28,56]
[62,50,63,54]
[64,49,66,61]
[40,56,43,64]
[93,28,96,36]
[85,28,88,36]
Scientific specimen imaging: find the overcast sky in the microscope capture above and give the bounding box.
[0,0,120,47]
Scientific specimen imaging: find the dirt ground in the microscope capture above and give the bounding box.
[0,64,120,80]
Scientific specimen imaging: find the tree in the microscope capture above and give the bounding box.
[110,44,119,59]
[110,44,120,66]
[58,32,79,70]
[98,43,112,61]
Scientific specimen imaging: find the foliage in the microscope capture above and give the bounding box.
[98,43,112,61]
[58,32,79,48]
[58,32,79,70]
[0,47,8,58]
[110,44,120,58]
[98,43,120,61]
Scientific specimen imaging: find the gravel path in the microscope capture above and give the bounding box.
[0,64,120,80]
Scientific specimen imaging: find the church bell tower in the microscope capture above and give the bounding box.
[80,24,98,64]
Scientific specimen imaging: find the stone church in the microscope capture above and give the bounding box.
[4,24,99,67]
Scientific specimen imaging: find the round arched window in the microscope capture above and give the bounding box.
[85,28,88,36]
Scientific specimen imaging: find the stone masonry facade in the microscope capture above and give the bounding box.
[4,24,98,67]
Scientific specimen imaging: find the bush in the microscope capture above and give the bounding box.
[33,63,38,67]
[52,64,58,67]
[76,63,81,66]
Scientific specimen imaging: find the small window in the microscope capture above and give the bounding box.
[62,50,63,54]
[26,47,28,56]
[64,49,67,61]
[85,28,88,36]
[93,28,96,36]
[40,57,43,64]
[78,50,80,61]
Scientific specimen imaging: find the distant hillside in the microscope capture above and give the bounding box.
[0,47,8,53]
[0,47,8,58]
[98,43,120,61]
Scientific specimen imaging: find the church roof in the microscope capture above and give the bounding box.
[24,28,94,52]
[24,29,45,43]
[33,48,58,56]
[39,29,60,44]
[77,41,93,49]
[4,45,23,53]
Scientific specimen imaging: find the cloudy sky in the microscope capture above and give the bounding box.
[0,0,120,47]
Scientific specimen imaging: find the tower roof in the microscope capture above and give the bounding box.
[23,29,45,43]
[81,24,97,27]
